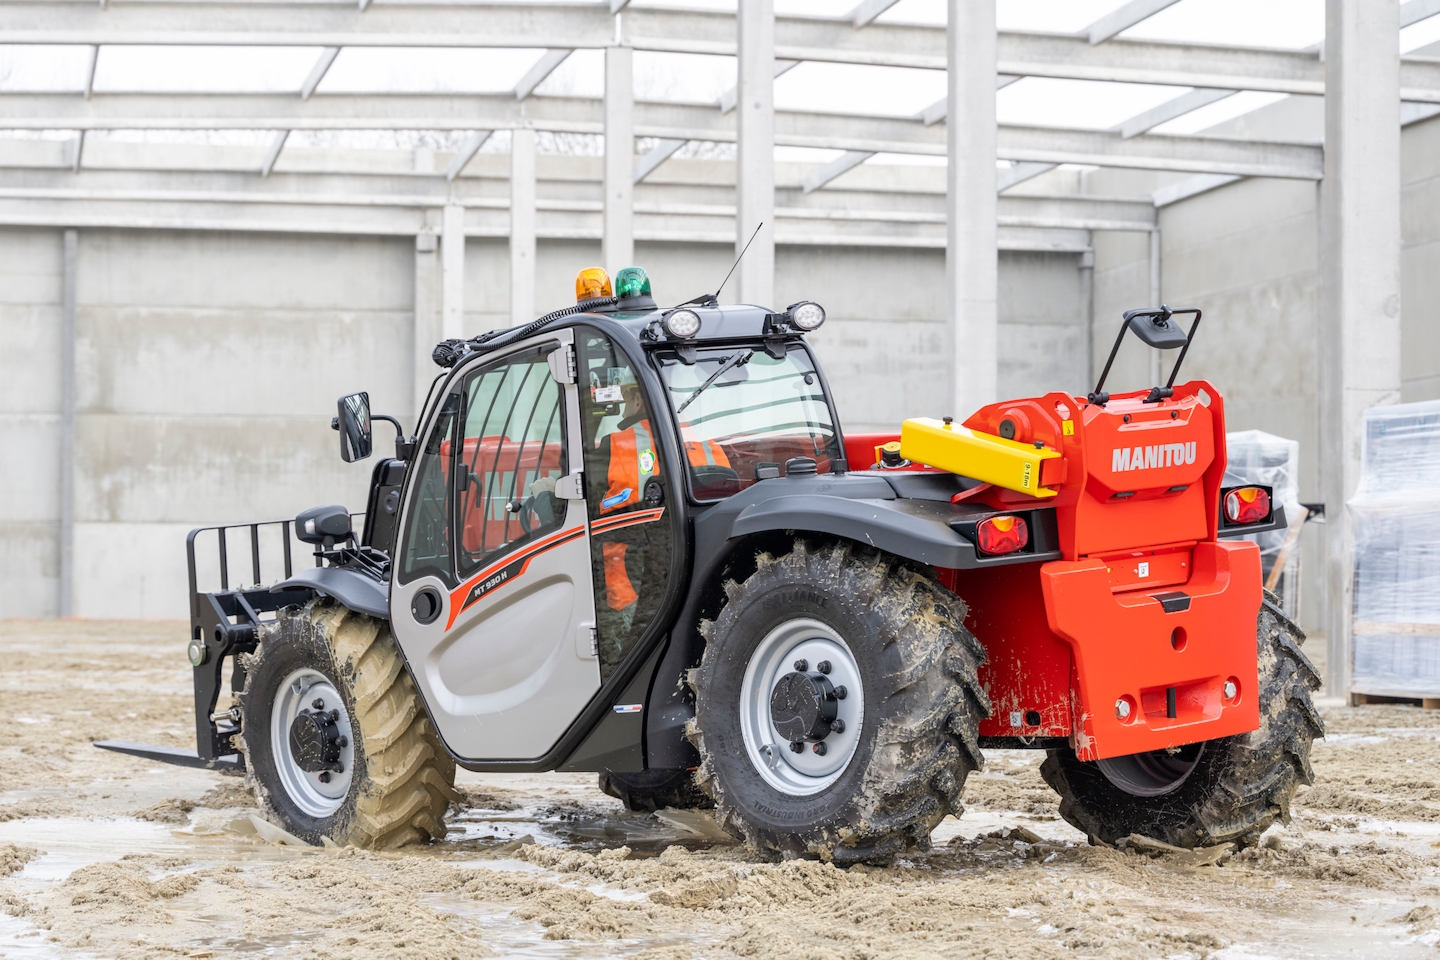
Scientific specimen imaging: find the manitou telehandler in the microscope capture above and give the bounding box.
[103,264,1322,863]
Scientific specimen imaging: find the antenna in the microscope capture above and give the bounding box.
[713,222,763,303]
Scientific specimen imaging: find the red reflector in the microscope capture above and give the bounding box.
[1224,487,1271,524]
[976,515,1029,555]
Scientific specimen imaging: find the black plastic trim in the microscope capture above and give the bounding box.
[272,566,389,619]
[1153,591,1191,613]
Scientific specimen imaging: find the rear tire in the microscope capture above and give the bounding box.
[1040,592,1323,848]
[238,600,460,848]
[598,769,713,813]
[689,539,990,864]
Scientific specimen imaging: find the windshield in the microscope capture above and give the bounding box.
[657,343,842,500]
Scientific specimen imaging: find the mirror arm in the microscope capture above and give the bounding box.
[371,413,417,461]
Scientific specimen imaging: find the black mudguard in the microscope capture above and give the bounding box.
[272,566,389,619]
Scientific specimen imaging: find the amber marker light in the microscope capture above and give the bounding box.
[575,267,613,303]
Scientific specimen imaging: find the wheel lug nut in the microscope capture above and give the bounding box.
[812,742,827,756]
[830,719,845,734]
[312,698,325,710]
[318,772,331,783]
[789,741,804,754]
[1115,698,1132,719]
[833,685,847,700]
[793,659,808,672]
[332,762,344,774]
[329,710,340,722]
[336,736,348,748]
[817,660,831,675]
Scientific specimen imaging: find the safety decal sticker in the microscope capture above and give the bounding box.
[590,507,665,535]
[639,450,655,473]
[600,488,633,509]
[613,704,643,714]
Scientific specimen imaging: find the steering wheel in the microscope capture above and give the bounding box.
[692,464,740,486]
[515,490,560,535]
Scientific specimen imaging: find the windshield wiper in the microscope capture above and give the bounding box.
[675,349,753,415]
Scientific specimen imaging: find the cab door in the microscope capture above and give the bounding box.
[389,330,600,761]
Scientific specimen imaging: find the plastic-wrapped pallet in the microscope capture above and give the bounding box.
[1225,430,1303,618]
[1348,399,1440,698]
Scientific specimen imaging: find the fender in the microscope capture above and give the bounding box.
[731,493,978,569]
[272,566,389,620]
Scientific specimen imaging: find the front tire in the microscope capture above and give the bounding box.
[1040,592,1323,848]
[238,600,459,848]
[598,769,713,813]
[689,540,990,864]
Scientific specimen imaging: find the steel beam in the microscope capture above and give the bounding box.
[736,0,774,306]
[1085,0,1183,45]
[1320,0,1403,698]
[948,0,997,414]
[515,49,572,101]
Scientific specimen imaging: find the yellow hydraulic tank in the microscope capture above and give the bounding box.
[898,417,1061,497]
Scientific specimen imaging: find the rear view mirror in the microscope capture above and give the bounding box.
[337,392,373,462]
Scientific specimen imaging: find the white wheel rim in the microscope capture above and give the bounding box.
[738,618,865,797]
[270,667,355,818]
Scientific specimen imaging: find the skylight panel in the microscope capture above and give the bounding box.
[319,48,548,94]
[775,62,946,116]
[93,46,324,93]
[999,77,1189,130]
[0,46,99,91]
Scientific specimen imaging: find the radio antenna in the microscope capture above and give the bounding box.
[714,222,763,303]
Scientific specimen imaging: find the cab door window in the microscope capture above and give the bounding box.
[453,348,568,578]
[398,392,462,587]
[579,330,673,678]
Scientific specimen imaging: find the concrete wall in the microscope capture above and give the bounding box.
[1402,113,1440,403]
[0,225,1089,618]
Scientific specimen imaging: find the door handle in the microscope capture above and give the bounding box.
[555,472,586,501]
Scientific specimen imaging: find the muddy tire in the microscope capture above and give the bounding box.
[688,539,989,864]
[598,769,714,813]
[1040,591,1324,849]
[237,599,459,848]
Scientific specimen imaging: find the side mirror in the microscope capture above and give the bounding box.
[336,392,373,462]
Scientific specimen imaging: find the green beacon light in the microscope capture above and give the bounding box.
[615,266,652,301]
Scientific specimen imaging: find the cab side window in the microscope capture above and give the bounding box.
[578,331,672,678]
[398,391,461,587]
[454,348,568,579]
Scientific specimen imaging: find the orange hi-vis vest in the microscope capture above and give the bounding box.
[600,419,658,610]
[682,427,730,469]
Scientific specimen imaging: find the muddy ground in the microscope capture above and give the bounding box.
[1,620,1438,959]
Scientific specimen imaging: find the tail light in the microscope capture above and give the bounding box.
[1224,486,1271,524]
[976,515,1028,555]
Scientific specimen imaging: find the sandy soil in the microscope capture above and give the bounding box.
[2,619,1439,959]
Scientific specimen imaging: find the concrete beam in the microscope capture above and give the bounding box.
[0,94,1326,178]
[1401,0,1440,27]
[849,0,902,29]
[736,0,774,307]
[604,45,634,272]
[918,75,1021,126]
[300,47,340,100]
[1151,172,1240,206]
[1319,0,1403,697]
[65,131,84,173]
[83,45,98,100]
[800,150,872,193]
[633,138,686,183]
[444,130,491,181]
[515,49,572,101]
[1115,88,1237,139]
[59,228,76,618]
[1085,0,1183,45]
[442,202,465,339]
[259,129,288,177]
[510,128,536,325]
[719,59,797,115]
[948,0,997,415]
[996,161,1057,192]
[414,231,441,419]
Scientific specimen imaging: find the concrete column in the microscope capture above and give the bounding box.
[1149,228,1163,386]
[736,0,775,307]
[1319,0,1403,697]
[441,203,465,340]
[603,45,634,273]
[945,0,997,417]
[1079,248,1095,395]
[413,231,441,423]
[59,229,76,618]
[511,128,537,326]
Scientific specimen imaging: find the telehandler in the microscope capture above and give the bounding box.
[102,265,1321,863]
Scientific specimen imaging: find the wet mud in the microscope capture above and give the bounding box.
[3,619,1440,958]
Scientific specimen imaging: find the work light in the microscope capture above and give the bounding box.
[790,301,826,331]
[663,309,702,338]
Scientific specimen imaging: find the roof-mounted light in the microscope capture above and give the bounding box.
[615,267,651,301]
[789,301,826,331]
[663,309,702,339]
[575,267,612,305]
